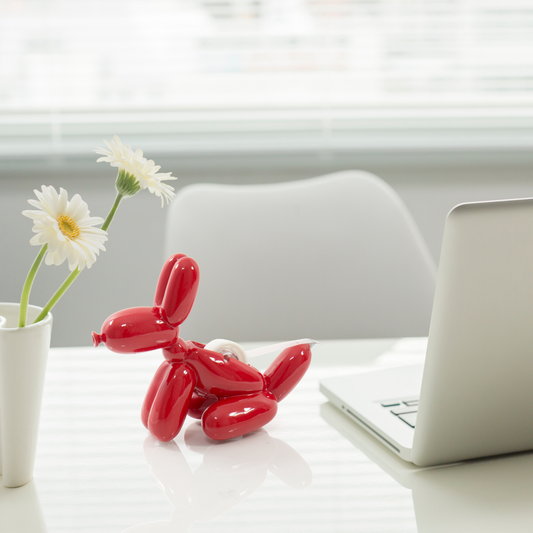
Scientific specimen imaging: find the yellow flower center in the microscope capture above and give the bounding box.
[57,215,80,239]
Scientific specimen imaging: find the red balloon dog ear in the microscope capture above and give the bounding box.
[156,255,200,328]
[154,254,187,307]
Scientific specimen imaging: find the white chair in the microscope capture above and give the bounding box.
[164,171,437,342]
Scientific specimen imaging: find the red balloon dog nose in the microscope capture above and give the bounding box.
[92,331,105,347]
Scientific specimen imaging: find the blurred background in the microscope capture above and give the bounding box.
[2,0,533,346]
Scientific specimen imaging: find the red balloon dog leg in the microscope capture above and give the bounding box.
[141,360,173,429]
[145,362,196,442]
[264,343,313,402]
[202,391,278,441]
[187,392,218,420]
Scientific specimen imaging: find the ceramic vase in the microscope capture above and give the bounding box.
[0,303,52,488]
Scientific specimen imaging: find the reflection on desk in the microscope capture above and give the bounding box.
[0,480,47,532]
[1,339,531,532]
[124,427,311,532]
[322,401,533,533]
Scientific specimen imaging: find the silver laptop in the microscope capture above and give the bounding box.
[320,197,533,467]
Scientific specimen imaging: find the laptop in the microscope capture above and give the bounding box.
[320,197,533,467]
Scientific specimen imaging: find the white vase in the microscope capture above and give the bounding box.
[0,303,52,488]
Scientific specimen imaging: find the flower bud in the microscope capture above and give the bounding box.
[116,169,141,197]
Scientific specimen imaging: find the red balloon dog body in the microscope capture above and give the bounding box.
[93,254,312,442]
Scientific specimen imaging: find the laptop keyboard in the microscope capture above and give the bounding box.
[379,398,419,428]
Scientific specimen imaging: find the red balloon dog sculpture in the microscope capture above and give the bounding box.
[92,254,313,442]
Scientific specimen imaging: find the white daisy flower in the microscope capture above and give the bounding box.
[22,186,108,271]
[94,135,177,206]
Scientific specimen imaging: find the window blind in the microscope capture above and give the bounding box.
[1,0,533,155]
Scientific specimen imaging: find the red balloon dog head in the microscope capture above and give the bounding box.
[92,254,199,354]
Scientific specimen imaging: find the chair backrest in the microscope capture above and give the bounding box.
[164,170,437,342]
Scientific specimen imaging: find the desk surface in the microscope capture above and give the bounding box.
[2,338,533,533]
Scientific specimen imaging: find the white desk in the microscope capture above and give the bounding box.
[2,338,533,532]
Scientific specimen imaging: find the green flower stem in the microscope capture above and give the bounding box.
[33,268,81,324]
[18,244,48,327]
[102,192,123,232]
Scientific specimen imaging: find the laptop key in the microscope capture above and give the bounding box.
[397,412,417,428]
[403,400,419,407]
[390,407,418,416]
[381,401,401,408]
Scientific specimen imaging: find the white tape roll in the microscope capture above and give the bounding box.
[204,339,248,364]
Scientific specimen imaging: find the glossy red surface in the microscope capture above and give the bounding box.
[95,307,177,354]
[147,363,196,442]
[162,337,189,362]
[202,391,278,441]
[185,348,264,397]
[264,344,313,402]
[153,254,186,307]
[92,253,313,442]
[141,361,172,429]
[187,392,218,419]
[160,256,199,328]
